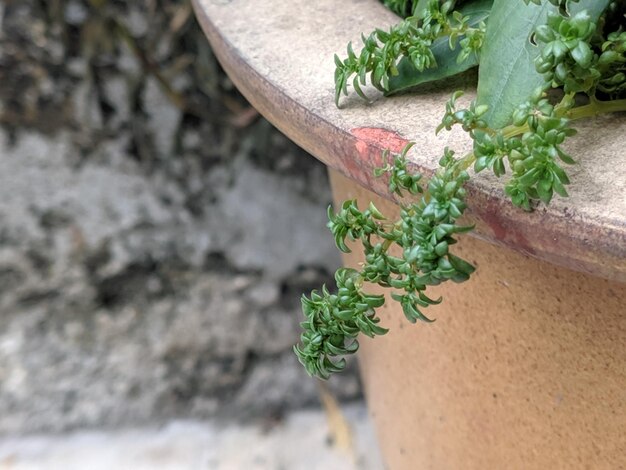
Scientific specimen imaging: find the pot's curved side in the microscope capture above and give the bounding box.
[331,169,626,470]
[191,0,626,283]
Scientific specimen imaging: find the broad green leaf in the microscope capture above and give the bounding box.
[477,0,610,129]
[386,0,493,95]
[567,0,611,19]
[476,0,553,128]
[413,0,430,17]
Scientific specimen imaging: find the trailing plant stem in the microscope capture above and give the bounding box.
[455,98,626,172]
[568,98,626,119]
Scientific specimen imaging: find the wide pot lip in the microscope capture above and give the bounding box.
[192,0,626,282]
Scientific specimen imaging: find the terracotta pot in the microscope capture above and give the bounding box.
[192,0,626,468]
[331,169,626,469]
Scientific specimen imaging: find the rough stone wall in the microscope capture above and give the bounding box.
[0,0,360,433]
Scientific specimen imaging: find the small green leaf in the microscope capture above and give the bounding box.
[570,40,593,68]
[448,254,476,275]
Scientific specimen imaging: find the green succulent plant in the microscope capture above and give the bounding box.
[295,0,626,379]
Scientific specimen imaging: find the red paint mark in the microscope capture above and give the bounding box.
[345,127,410,189]
[475,197,536,256]
[480,208,507,241]
[351,127,410,154]
[355,139,368,157]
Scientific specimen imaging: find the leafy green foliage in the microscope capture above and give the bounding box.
[374,143,424,196]
[294,268,387,379]
[477,0,611,129]
[295,139,475,378]
[387,0,493,94]
[334,0,488,105]
[437,89,577,209]
[382,0,418,17]
[295,0,626,379]
[487,96,577,208]
[535,10,626,95]
[599,30,626,96]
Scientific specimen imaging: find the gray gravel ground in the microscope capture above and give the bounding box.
[0,405,384,470]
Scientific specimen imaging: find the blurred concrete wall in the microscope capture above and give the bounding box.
[0,0,360,433]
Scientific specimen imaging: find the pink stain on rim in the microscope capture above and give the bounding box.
[351,127,410,156]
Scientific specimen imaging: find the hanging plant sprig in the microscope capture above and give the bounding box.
[294,141,476,379]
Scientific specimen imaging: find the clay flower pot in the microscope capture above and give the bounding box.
[192,0,626,468]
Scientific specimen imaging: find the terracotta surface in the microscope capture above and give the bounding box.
[192,0,626,282]
[330,169,626,470]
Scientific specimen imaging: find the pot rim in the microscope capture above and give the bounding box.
[192,0,626,282]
